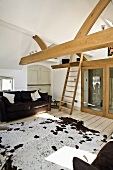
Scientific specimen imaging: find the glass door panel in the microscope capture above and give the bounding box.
[109,68,113,114]
[83,68,103,111]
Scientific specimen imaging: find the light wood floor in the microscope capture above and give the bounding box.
[50,108,113,148]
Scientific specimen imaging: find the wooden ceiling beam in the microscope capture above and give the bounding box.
[20,0,111,64]
[20,28,113,65]
[75,0,111,38]
[32,35,48,50]
[82,58,113,67]
[73,0,111,61]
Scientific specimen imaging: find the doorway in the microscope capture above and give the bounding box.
[83,68,103,111]
[81,59,113,119]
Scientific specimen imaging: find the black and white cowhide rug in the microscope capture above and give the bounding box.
[0,114,107,170]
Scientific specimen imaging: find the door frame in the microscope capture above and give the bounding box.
[105,64,113,119]
[81,65,106,117]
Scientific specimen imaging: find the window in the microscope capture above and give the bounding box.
[0,77,13,91]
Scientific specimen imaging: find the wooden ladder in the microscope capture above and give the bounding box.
[59,53,83,115]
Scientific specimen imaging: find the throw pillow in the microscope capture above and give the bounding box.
[14,91,22,103]
[31,91,40,101]
[3,92,15,104]
[38,90,48,101]
[21,91,35,102]
[4,91,22,103]
[73,157,98,170]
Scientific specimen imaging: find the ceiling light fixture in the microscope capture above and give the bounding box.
[101,25,105,30]
[29,50,38,55]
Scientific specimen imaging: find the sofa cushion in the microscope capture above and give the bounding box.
[29,100,48,109]
[3,92,15,104]
[14,91,22,103]
[2,96,12,106]
[2,91,22,103]
[92,141,113,170]
[0,91,3,96]
[7,103,30,113]
[73,157,98,170]
[21,90,36,102]
[38,90,48,102]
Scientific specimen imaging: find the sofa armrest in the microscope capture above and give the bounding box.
[38,90,52,111]
[0,97,7,122]
[48,95,52,111]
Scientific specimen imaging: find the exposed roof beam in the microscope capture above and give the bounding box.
[76,0,111,38]
[20,28,113,65]
[20,0,111,64]
[33,35,48,50]
[71,0,111,61]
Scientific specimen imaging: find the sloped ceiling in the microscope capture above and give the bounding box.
[0,0,113,69]
[87,0,113,23]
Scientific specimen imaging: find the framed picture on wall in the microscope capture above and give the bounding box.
[108,46,113,56]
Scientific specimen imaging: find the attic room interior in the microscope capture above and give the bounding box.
[1,0,113,169]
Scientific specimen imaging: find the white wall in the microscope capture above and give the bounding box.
[52,66,81,108]
[0,66,27,91]
[52,69,67,101]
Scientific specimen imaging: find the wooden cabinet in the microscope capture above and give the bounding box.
[27,65,51,94]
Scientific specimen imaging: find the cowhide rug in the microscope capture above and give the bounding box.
[0,114,107,170]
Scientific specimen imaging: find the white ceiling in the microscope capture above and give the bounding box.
[0,0,113,69]
[87,0,113,23]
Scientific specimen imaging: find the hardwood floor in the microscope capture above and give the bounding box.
[50,108,113,148]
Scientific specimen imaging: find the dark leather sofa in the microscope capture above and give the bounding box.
[73,141,113,170]
[0,90,52,122]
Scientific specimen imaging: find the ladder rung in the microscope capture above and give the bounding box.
[69,71,78,72]
[68,76,77,77]
[67,80,76,82]
[64,95,73,98]
[61,101,72,105]
[65,90,74,92]
[66,85,75,87]
[61,106,71,110]
[59,54,83,115]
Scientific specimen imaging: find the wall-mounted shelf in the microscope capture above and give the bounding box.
[27,84,51,86]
